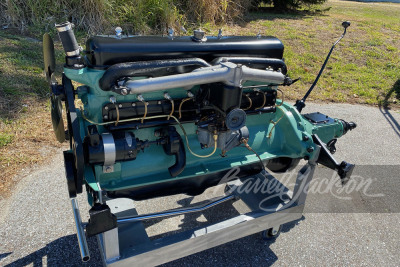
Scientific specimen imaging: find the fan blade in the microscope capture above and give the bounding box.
[43,33,56,85]
[51,95,66,143]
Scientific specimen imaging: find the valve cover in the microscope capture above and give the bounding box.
[85,35,284,67]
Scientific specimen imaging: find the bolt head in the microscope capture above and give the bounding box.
[307,147,314,153]
[104,106,109,110]
[121,88,128,95]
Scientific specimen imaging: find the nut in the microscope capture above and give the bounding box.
[120,88,128,95]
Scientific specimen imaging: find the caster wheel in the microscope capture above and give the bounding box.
[261,225,282,240]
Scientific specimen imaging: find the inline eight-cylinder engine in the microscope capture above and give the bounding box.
[44,22,356,214]
[43,21,358,264]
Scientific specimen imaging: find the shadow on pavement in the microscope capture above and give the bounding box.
[4,214,304,267]
[132,186,305,266]
[378,79,400,139]
[5,193,304,267]
[0,253,12,261]
[147,196,305,266]
[4,235,102,267]
[162,215,304,267]
[379,107,400,139]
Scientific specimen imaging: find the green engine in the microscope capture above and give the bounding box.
[43,21,357,264]
[44,22,356,202]
[44,21,356,224]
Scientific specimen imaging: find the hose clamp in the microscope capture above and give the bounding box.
[55,22,73,32]
[66,48,81,57]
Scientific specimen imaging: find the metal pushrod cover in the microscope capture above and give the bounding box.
[118,194,236,224]
[71,198,90,262]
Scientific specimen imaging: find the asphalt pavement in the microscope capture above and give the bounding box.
[1,103,399,267]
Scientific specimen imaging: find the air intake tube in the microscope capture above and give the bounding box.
[56,22,83,68]
[56,22,80,56]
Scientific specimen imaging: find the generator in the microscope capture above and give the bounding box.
[43,21,356,265]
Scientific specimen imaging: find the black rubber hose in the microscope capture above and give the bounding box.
[168,138,186,177]
[55,22,80,56]
[163,126,186,177]
[99,58,211,91]
[211,57,287,75]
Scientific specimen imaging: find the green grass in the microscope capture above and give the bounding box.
[1,0,248,36]
[0,133,13,147]
[3,0,398,111]
[0,31,66,118]
[0,0,399,127]
[217,0,400,106]
[0,30,63,197]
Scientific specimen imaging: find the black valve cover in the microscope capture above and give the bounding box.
[85,36,284,67]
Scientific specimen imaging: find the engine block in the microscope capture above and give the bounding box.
[48,27,356,202]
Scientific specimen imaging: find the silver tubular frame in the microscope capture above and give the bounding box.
[71,198,90,262]
[69,148,320,265]
[117,194,236,224]
[124,62,286,95]
[91,148,319,266]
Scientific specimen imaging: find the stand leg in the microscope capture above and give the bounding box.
[98,228,120,263]
[71,198,90,262]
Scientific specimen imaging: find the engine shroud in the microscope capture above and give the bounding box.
[62,34,348,202]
